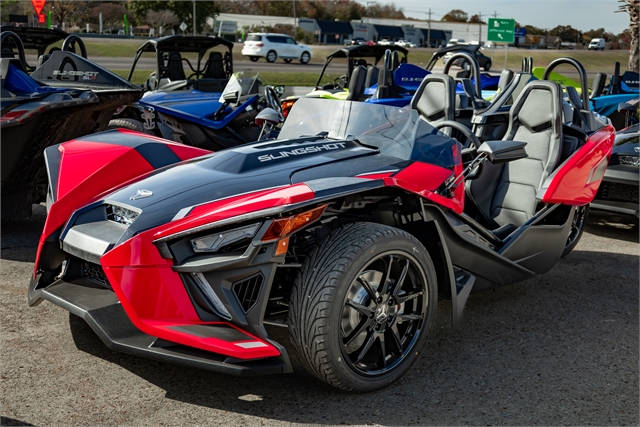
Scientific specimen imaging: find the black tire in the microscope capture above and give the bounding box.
[106,118,145,132]
[283,58,292,63]
[288,222,437,392]
[484,61,491,71]
[300,51,311,64]
[266,50,277,63]
[562,205,589,257]
[249,56,259,62]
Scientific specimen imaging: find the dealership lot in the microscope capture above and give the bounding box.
[1,204,637,426]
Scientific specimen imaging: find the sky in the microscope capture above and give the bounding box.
[360,0,631,34]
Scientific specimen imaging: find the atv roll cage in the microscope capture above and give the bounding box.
[315,44,408,89]
[129,35,234,92]
[0,26,87,72]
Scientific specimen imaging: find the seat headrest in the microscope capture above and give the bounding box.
[511,80,563,133]
[498,69,514,92]
[346,65,367,101]
[410,74,455,124]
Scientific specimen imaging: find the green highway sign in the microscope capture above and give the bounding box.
[487,18,515,43]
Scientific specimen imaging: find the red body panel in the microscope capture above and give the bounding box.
[540,125,615,205]
[384,154,464,214]
[152,183,316,241]
[34,136,212,277]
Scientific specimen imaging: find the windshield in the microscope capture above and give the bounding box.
[279,98,460,169]
[219,71,265,101]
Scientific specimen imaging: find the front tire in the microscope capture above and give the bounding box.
[300,51,311,64]
[288,222,437,392]
[562,205,589,257]
[106,118,145,132]
[266,50,277,63]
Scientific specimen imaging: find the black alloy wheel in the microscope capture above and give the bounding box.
[340,251,428,376]
[288,222,437,392]
[562,204,589,257]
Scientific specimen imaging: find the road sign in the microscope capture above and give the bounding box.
[31,0,46,15]
[487,18,515,43]
[213,20,237,34]
[179,22,187,32]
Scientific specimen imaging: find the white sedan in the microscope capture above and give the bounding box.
[395,40,417,48]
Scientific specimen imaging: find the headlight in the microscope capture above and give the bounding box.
[618,155,639,167]
[106,204,139,226]
[191,223,261,253]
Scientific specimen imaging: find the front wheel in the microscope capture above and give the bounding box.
[106,118,145,132]
[484,61,491,71]
[562,205,589,257]
[266,50,277,63]
[288,222,437,392]
[300,51,311,64]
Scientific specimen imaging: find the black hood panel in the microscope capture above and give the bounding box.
[105,137,381,234]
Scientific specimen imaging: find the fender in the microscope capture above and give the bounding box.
[33,129,211,281]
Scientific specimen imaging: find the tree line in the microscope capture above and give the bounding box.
[0,0,628,43]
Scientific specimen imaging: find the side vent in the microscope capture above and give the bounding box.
[232,273,264,313]
[82,261,112,290]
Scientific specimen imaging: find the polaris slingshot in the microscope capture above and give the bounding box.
[29,75,614,392]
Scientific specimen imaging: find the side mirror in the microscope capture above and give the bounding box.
[618,102,636,114]
[273,85,285,97]
[477,140,528,164]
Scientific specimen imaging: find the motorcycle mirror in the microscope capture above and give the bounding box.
[617,102,636,114]
[273,85,285,97]
[477,140,528,164]
[256,108,281,140]
[255,108,281,127]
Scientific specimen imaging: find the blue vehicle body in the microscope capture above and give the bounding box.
[364,61,500,107]
[139,90,259,131]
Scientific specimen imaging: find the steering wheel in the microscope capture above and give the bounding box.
[264,85,284,121]
[61,35,87,58]
[0,31,27,70]
[435,120,481,150]
[435,120,484,178]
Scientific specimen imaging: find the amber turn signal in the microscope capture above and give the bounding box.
[275,236,290,256]
[262,204,327,242]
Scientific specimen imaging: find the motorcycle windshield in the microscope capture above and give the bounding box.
[279,98,460,170]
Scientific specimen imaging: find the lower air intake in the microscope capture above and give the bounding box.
[232,273,263,313]
[82,261,112,290]
[597,182,639,203]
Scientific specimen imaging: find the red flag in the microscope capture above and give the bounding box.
[31,0,46,15]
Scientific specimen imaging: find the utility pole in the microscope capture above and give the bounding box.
[478,12,482,45]
[192,0,196,35]
[491,11,497,59]
[427,8,432,47]
[292,0,297,32]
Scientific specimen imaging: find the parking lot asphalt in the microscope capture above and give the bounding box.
[1,205,638,426]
